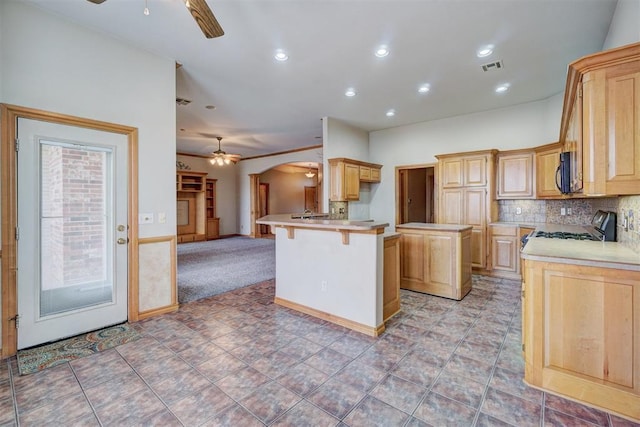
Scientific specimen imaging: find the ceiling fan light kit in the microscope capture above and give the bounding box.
[209,137,240,166]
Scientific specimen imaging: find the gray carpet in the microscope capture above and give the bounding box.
[177,236,275,303]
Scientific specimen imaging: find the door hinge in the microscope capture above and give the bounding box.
[10,314,20,329]
[15,226,20,240]
[522,343,525,352]
[521,289,525,298]
[15,138,20,152]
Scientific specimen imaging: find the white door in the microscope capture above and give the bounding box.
[17,118,129,349]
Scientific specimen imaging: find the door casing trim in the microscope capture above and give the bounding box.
[1,104,139,358]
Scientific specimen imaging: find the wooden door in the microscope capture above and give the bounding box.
[465,188,487,268]
[536,145,563,198]
[440,158,463,187]
[497,152,534,198]
[344,163,360,200]
[177,196,196,235]
[463,156,487,186]
[304,186,317,212]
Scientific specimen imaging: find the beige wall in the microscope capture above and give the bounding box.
[260,167,318,215]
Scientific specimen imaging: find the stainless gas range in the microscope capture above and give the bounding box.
[521,210,617,248]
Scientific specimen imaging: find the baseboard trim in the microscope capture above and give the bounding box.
[274,297,385,337]
[137,303,179,320]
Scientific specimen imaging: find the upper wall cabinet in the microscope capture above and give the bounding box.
[534,142,564,199]
[559,42,640,196]
[329,158,382,201]
[496,149,535,199]
[440,153,491,188]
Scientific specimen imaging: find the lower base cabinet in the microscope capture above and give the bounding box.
[397,224,472,300]
[522,259,640,422]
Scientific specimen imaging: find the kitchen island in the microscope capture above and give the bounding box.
[256,214,390,336]
[521,236,640,422]
[396,223,473,300]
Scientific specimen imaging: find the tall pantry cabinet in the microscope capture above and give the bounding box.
[436,150,497,269]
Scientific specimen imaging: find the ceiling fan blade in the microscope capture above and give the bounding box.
[86,0,107,4]
[186,0,224,39]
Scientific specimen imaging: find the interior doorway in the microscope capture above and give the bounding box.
[396,164,436,225]
[304,186,317,212]
[259,183,271,236]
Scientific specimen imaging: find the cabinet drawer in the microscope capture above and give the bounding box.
[490,225,517,236]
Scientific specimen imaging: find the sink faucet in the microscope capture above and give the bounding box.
[301,209,312,219]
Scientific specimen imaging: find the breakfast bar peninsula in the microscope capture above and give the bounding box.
[256,214,391,336]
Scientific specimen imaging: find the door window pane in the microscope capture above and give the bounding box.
[39,141,113,317]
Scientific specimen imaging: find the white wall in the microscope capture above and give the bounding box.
[368,97,563,227]
[237,147,323,235]
[1,2,176,347]
[176,154,237,235]
[603,0,640,49]
[322,117,371,218]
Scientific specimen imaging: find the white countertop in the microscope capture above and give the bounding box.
[396,223,473,232]
[257,214,388,231]
[522,237,640,271]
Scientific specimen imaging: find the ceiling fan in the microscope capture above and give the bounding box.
[86,0,224,39]
[210,137,240,166]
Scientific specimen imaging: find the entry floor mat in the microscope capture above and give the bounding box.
[17,323,142,375]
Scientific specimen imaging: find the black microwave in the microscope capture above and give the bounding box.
[555,152,572,194]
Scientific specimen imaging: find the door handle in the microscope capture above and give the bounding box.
[117,237,128,245]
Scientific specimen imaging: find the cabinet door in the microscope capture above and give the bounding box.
[605,69,640,194]
[359,166,371,181]
[439,189,463,224]
[370,167,381,182]
[400,232,425,285]
[440,158,464,187]
[497,153,534,199]
[536,146,563,198]
[464,188,486,227]
[344,163,360,200]
[463,156,487,186]
[491,236,517,272]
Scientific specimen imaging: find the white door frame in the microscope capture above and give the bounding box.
[1,104,139,358]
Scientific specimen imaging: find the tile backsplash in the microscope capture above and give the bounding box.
[499,196,640,253]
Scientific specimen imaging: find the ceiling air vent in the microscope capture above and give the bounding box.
[176,97,192,106]
[481,60,504,72]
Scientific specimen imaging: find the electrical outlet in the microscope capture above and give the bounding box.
[560,208,566,216]
[321,281,328,292]
[629,210,635,231]
[158,212,166,224]
[567,208,572,215]
[515,207,522,215]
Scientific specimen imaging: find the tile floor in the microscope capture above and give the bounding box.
[1,275,639,426]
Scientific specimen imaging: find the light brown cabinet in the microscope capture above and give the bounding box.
[522,259,640,421]
[560,42,640,196]
[496,150,535,199]
[383,233,401,321]
[397,224,472,300]
[487,224,534,279]
[534,142,564,199]
[436,150,496,269]
[490,225,517,272]
[440,154,488,188]
[329,158,382,201]
[177,171,207,243]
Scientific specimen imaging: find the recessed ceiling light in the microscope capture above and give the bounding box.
[375,45,389,58]
[345,88,356,97]
[386,109,396,117]
[477,45,494,58]
[274,49,289,61]
[205,105,216,110]
[418,84,431,94]
[495,83,511,93]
